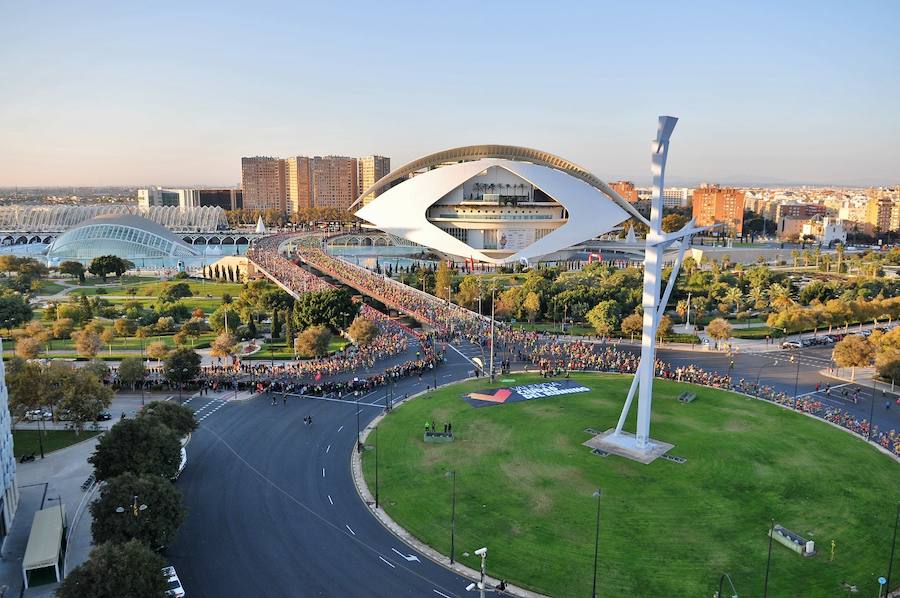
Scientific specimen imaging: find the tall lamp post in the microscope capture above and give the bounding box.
[763,519,775,597]
[374,425,379,509]
[592,488,602,598]
[489,288,496,381]
[867,374,878,442]
[885,501,900,597]
[790,352,801,409]
[447,470,457,564]
[115,495,148,518]
[755,359,777,393]
[139,336,145,406]
[356,392,361,452]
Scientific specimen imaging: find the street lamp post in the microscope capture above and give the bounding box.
[867,374,878,442]
[763,519,775,597]
[489,288,496,381]
[791,352,801,409]
[448,470,457,565]
[139,336,145,406]
[755,359,777,393]
[115,495,148,518]
[885,502,900,597]
[374,425,379,509]
[356,392,361,452]
[592,488,602,598]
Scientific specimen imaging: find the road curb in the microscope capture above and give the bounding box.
[350,374,551,598]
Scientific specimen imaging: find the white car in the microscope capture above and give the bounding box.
[25,409,52,421]
[162,565,185,597]
[171,448,187,481]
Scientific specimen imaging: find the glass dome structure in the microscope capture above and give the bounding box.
[47,213,200,266]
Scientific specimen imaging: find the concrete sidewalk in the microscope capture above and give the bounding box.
[0,434,100,596]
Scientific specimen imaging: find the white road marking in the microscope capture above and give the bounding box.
[338,425,344,432]
[345,524,355,535]
[391,547,421,562]
[326,444,331,454]
[378,556,395,568]
[433,590,452,598]
[447,343,479,368]
[322,468,326,478]
[328,495,334,505]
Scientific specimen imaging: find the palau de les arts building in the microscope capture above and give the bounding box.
[354,145,644,265]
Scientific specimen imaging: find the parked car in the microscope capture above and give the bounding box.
[163,566,185,598]
[781,340,802,349]
[171,448,187,481]
[95,411,112,421]
[24,410,52,421]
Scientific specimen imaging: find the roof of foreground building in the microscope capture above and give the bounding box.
[47,213,200,261]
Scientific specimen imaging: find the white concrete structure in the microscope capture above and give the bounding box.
[802,216,846,246]
[354,146,646,265]
[596,116,704,462]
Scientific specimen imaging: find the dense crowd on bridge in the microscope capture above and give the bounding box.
[239,236,900,458]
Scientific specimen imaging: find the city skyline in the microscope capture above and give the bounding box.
[1,1,899,187]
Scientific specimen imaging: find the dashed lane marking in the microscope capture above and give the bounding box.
[345,525,355,536]
[338,425,344,432]
[328,495,333,505]
[378,556,396,569]
[433,590,452,598]
[322,468,326,478]
[326,444,331,454]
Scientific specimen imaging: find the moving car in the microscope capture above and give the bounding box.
[781,340,802,349]
[163,565,185,597]
[95,411,112,421]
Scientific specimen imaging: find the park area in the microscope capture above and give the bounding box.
[362,373,900,597]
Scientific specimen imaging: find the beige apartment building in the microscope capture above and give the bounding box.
[691,184,745,235]
[241,157,286,212]
[284,156,313,213]
[357,155,391,206]
[865,188,900,233]
[311,156,358,210]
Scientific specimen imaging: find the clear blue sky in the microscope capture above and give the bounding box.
[1,0,898,187]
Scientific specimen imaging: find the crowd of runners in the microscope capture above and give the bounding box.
[235,236,900,458]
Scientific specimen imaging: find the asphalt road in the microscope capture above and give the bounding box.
[167,341,900,598]
[167,343,482,598]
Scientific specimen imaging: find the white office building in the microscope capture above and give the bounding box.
[0,339,19,549]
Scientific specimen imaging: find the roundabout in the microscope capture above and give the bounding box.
[361,373,900,597]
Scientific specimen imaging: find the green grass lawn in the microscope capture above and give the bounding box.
[34,280,66,295]
[512,322,596,336]
[363,373,900,597]
[732,326,776,339]
[248,337,351,360]
[12,429,100,458]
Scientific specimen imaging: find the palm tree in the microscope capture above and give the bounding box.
[803,250,812,267]
[768,283,794,310]
[748,286,767,311]
[821,253,832,273]
[814,246,821,267]
[724,287,743,314]
[835,243,845,273]
[791,249,800,268]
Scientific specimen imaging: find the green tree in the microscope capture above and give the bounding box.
[146,341,170,364]
[56,367,114,433]
[57,540,167,598]
[163,348,202,388]
[292,288,359,330]
[88,255,133,282]
[90,473,186,549]
[209,304,241,333]
[661,213,688,233]
[347,316,378,346]
[620,313,643,341]
[114,318,138,337]
[157,281,193,304]
[434,261,453,300]
[0,292,32,332]
[72,328,102,358]
[832,335,875,381]
[179,318,207,347]
[117,356,146,390]
[89,417,182,480]
[705,317,733,349]
[522,291,542,324]
[210,332,237,358]
[455,275,481,309]
[59,260,86,283]
[140,401,198,438]
[586,300,621,337]
[294,324,331,358]
[656,314,674,341]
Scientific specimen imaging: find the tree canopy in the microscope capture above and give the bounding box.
[163,347,202,386]
[89,417,182,480]
[57,540,167,598]
[90,472,186,549]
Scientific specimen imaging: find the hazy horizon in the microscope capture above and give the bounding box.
[2,1,898,188]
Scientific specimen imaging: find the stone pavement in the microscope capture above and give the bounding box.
[0,433,100,596]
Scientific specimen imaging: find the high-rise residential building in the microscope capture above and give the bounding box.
[775,202,827,222]
[610,181,639,203]
[691,184,745,235]
[284,157,313,213]
[241,157,286,212]
[311,156,358,210]
[0,339,19,549]
[865,188,899,233]
[357,156,391,206]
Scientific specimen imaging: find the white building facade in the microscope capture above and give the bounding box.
[0,340,18,549]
